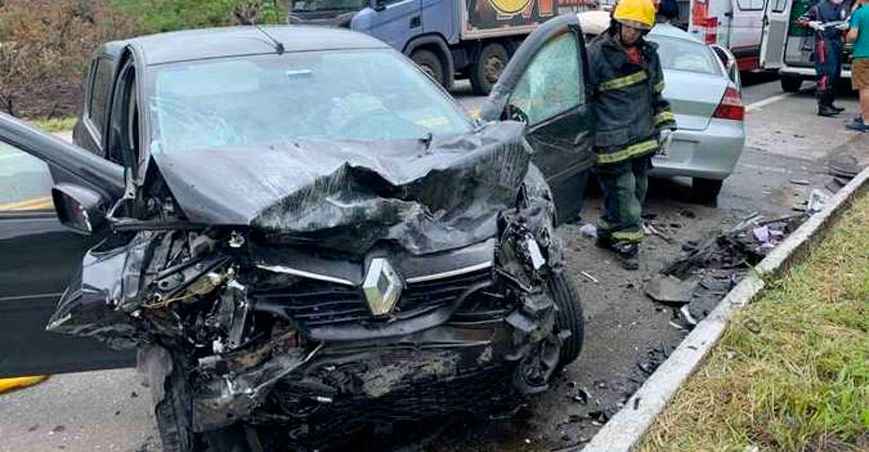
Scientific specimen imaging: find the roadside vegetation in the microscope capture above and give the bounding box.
[0,0,288,119]
[31,117,77,133]
[641,192,869,451]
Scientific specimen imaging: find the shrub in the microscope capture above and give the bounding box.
[0,0,140,117]
[0,0,288,118]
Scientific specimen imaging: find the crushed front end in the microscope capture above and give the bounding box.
[46,122,582,447]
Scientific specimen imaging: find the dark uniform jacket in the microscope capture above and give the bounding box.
[801,0,846,51]
[586,32,676,165]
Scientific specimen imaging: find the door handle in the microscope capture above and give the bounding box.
[410,16,421,28]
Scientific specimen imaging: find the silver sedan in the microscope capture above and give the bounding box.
[578,12,747,204]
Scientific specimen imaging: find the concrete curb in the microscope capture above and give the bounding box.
[583,163,869,452]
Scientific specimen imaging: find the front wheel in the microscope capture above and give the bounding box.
[411,49,447,89]
[548,272,584,368]
[470,42,509,95]
[692,177,724,206]
[780,76,803,93]
[144,346,251,452]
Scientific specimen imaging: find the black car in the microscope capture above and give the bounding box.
[0,17,595,451]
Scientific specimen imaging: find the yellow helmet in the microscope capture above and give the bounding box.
[613,0,656,30]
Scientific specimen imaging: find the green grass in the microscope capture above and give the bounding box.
[640,192,869,452]
[110,0,288,33]
[31,117,76,133]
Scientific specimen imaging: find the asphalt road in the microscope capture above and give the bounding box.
[0,77,865,452]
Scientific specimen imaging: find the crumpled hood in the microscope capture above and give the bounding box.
[152,121,532,255]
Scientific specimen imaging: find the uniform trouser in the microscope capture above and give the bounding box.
[594,154,652,245]
[815,38,842,105]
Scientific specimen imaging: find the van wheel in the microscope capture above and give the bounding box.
[470,42,509,95]
[692,177,724,206]
[548,272,584,368]
[781,76,803,93]
[411,49,446,88]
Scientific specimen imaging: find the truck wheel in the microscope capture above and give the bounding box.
[548,272,584,368]
[411,49,446,88]
[692,177,724,206]
[780,76,803,93]
[470,42,509,95]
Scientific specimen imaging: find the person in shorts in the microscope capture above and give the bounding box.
[846,0,869,131]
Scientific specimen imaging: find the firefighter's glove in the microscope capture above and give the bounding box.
[808,21,823,31]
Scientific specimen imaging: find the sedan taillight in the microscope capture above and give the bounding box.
[712,86,744,121]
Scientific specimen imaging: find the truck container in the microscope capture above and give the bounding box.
[288,0,596,93]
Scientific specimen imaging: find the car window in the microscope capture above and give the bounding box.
[148,49,471,153]
[89,58,113,137]
[0,142,54,212]
[771,0,787,13]
[506,32,584,126]
[649,35,723,75]
[737,0,766,11]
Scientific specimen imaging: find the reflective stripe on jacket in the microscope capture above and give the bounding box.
[587,32,676,165]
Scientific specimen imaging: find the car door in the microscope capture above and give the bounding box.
[0,114,132,378]
[479,14,594,222]
[759,0,792,69]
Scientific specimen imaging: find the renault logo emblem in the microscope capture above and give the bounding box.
[362,258,403,316]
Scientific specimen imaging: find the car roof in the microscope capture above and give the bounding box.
[105,25,391,66]
[576,11,705,45]
[650,23,704,44]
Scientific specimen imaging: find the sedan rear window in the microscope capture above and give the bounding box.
[648,35,722,76]
[148,49,471,153]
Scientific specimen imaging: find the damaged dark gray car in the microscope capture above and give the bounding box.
[0,17,596,451]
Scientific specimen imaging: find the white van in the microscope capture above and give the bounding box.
[679,0,767,71]
[760,0,859,92]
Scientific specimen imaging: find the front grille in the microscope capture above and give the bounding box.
[251,268,494,327]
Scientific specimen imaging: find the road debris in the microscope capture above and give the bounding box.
[828,154,861,179]
[579,223,598,239]
[644,275,698,304]
[580,271,599,283]
[647,213,807,326]
[789,178,810,186]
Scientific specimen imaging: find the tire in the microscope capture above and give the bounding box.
[692,177,724,206]
[411,49,446,88]
[548,272,584,368]
[470,42,509,95]
[150,349,251,452]
[780,76,803,93]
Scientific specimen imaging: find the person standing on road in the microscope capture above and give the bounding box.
[586,0,677,270]
[800,0,850,117]
[845,0,869,131]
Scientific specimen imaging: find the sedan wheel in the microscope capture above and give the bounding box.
[692,177,724,206]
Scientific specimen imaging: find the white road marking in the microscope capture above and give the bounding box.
[746,92,796,112]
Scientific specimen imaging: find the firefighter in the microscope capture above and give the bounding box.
[587,0,676,270]
[800,0,851,116]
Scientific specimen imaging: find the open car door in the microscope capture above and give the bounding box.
[759,0,793,69]
[479,14,595,222]
[0,113,133,377]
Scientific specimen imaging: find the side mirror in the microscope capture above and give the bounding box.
[371,0,386,11]
[51,184,108,235]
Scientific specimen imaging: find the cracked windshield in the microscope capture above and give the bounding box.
[149,50,471,153]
